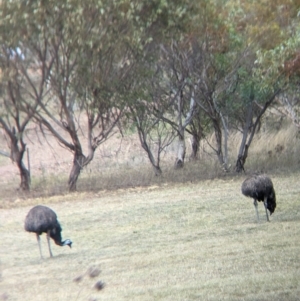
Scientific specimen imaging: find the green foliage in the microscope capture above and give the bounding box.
[225,0,300,84]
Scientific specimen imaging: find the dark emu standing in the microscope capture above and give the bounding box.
[241,174,276,222]
[25,205,72,258]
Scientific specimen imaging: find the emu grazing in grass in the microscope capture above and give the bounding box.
[241,174,276,222]
[24,205,72,258]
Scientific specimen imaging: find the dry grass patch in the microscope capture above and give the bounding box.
[0,173,300,301]
[1,121,300,201]
[230,124,300,174]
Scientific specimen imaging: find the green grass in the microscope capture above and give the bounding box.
[1,173,300,301]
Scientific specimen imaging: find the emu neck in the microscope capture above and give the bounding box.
[54,239,64,246]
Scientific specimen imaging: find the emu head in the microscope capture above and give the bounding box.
[50,227,72,247]
[266,190,276,215]
[62,239,72,248]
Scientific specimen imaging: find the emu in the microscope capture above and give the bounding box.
[24,205,72,258]
[241,174,276,222]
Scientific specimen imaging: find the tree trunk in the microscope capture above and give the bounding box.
[152,165,162,176]
[10,139,31,191]
[143,141,163,176]
[143,142,163,176]
[220,113,229,171]
[190,133,200,160]
[18,160,31,191]
[212,119,225,166]
[68,153,86,192]
[189,114,203,160]
[236,145,249,173]
[174,132,186,169]
[174,89,188,169]
[236,102,253,173]
[235,89,280,172]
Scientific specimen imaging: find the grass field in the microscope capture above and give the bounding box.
[1,173,300,301]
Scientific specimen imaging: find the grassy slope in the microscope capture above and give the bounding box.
[1,173,300,301]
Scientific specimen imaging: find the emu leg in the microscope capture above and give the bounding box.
[253,199,259,222]
[36,233,43,259]
[47,230,53,257]
[263,197,270,222]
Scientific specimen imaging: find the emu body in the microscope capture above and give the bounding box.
[24,205,72,258]
[241,174,276,222]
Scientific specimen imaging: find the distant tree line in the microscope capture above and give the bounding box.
[0,0,299,191]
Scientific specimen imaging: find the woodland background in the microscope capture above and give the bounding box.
[0,0,300,197]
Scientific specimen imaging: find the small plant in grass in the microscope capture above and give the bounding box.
[73,265,105,300]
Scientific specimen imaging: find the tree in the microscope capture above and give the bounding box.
[186,111,207,160]
[0,32,52,190]
[116,0,201,171]
[184,37,242,170]
[235,83,281,173]
[35,1,130,191]
[224,0,300,171]
[127,40,200,170]
[119,44,178,175]
[0,60,32,190]
[129,103,176,176]
[156,41,199,169]
[0,0,139,191]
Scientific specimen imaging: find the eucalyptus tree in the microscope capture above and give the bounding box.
[117,41,178,175]
[224,0,300,171]
[171,2,245,171]
[0,9,53,190]
[234,77,281,172]
[40,1,128,191]
[128,100,177,176]
[115,0,201,171]
[1,0,141,191]
[158,41,200,169]
[0,50,33,191]
[125,40,200,171]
